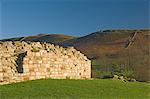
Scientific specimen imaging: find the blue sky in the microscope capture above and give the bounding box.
[0,0,149,39]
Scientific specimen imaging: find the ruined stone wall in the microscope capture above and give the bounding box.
[0,41,91,84]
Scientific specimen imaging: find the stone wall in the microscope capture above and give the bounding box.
[0,41,91,85]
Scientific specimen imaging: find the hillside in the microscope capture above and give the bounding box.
[60,29,149,82]
[60,31,130,58]
[0,34,75,44]
[60,30,149,58]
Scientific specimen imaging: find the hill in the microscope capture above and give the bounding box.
[58,30,150,82]
[59,30,149,58]
[0,79,149,99]
[0,34,75,44]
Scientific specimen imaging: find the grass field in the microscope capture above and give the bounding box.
[0,79,149,99]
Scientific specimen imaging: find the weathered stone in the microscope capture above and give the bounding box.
[0,41,91,85]
[113,75,119,79]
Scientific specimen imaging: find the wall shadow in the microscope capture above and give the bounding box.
[16,52,27,73]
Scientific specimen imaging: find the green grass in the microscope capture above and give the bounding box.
[0,79,149,99]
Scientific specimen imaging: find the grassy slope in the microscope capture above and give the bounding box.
[0,79,149,99]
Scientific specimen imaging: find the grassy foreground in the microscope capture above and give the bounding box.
[0,79,149,99]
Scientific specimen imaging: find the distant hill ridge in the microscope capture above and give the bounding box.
[1,33,75,43]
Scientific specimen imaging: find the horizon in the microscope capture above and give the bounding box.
[1,28,150,40]
[0,0,149,39]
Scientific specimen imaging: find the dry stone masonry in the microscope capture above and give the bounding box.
[0,41,91,85]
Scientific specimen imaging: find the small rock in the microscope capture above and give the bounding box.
[113,75,119,79]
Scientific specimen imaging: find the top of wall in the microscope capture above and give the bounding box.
[0,41,89,60]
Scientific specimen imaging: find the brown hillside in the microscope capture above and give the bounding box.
[1,34,75,44]
[60,30,150,81]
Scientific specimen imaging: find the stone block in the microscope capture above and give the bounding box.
[30,72,35,76]
[23,65,28,68]
[38,60,42,64]
[35,52,41,57]
[24,68,29,73]
[23,76,29,80]
[29,60,33,64]
[29,76,35,80]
